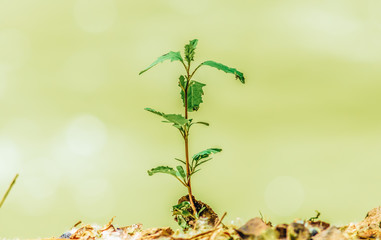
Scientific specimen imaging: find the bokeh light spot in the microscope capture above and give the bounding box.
[264,176,304,216]
[65,114,107,156]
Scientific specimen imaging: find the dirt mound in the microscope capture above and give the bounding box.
[176,195,219,228]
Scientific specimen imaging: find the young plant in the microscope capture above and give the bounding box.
[139,39,245,222]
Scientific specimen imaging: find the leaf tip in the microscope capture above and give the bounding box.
[239,75,246,84]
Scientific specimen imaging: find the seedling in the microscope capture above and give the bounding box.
[139,39,245,225]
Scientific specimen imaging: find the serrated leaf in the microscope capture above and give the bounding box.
[184,39,198,63]
[164,114,188,126]
[179,79,206,112]
[145,107,189,128]
[139,51,184,75]
[145,107,165,117]
[176,165,186,180]
[192,148,222,161]
[188,81,206,112]
[200,60,245,83]
[147,166,177,177]
[178,75,186,89]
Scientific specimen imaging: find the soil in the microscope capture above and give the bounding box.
[175,195,219,228]
[54,206,381,240]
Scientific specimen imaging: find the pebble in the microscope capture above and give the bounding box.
[59,232,72,239]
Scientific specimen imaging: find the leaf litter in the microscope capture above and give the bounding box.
[54,206,381,240]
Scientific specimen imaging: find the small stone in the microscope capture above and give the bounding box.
[307,220,330,231]
[275,223,288,239]
[356,206,381,239]
[59,232,72,239]
[310,228,319,237]
[287,222,310,240]
[236,217,270,239]
[313,227,347,240]
[342,223,357,239]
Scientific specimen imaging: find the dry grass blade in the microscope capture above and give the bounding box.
[186,212,227,240]
[73,221,82,228]
[99,216,116,232]
[213,212,226,228]
[0,174,19,209]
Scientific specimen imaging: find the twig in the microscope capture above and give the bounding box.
[189,229,214,239]
[100,216,116,232]
[73,220,82,228]
[187,212,227,240]
[214,212,227,228]
[209,229,219,240]
[0,174,19,209]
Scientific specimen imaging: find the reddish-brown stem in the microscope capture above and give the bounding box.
[184,61,197,216]
[184,134,197,215]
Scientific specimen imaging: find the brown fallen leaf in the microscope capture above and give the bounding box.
[235,217,269,239]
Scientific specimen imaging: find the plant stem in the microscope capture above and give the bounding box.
[184,134,197,215]
[184,63,197,216]
[0,174,19,209]
[189,63,203,80]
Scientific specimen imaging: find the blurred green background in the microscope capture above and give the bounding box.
[1,0,381,237]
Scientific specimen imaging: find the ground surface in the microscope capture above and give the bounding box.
[52,206,381,240]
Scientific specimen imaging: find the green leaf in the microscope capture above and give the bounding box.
[164,114,188,126]
[144,107,165,117]
[174,158,186,165]
[193,121,209,126]
[184,39,198,63]
[178,75,186,104]
[173,202,192,215]
[178,75,186,90]
[176,215,189,230]
[200,60,245,83]
[147,166,177,177]
[179,78,207,112]
[196,206,206,218]
[193,148,222,161]
[176,165,186,180]
[139,51,184,75]
[172,201,192,230]
[172,201,191,213]
[189,169,201,177]
[145,108,189,128]
[195,158,212,169]
[188,81,206,112]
